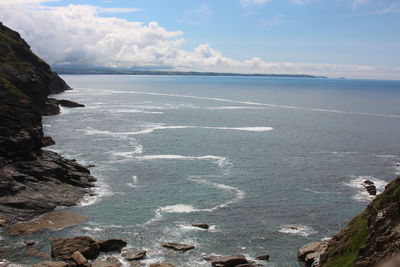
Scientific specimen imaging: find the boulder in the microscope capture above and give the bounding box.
[149,264,175,267]
[122,250,146,261]
[192,223,209,229]
[161,242,195,252]
[50,236,100,260]
[365,185,377,196]
[211,255,249,267]
[363,180,374,185]
[298,241,327,266]
[256,254,270,261]
[71,251,88,266]
[97,239,127,252]
[32,262,69,267]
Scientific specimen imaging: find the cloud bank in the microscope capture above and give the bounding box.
[0,1,398,79]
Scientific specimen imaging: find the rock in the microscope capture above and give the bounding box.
[57,99,85,108]
[24,240,36,246]
[0,219,7,227]
[32,262,69,267]
[122,250,147,261]
[0,260,9,267]
[161,242,195,252]
[71,251,88,266]
[97,239,127,252]
[363,180,374,185]
[256,255,270,261]
[298,241,327,266]
[26,248,50,258]
[42,136,55,147]
[365,184,377,195]
[192,223,209,229]
[92,259,122,267]
[211,255,249,267]
[10,210,87,235]
[50,236,100,260]
[298,242,324,261]
[149,264,175,267]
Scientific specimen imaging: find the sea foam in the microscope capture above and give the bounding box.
[345,175,387,202]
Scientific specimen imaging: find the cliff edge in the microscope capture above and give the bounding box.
[0,22,96,226]
[300,175,400,267]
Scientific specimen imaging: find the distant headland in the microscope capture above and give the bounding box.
[53,66,327,79]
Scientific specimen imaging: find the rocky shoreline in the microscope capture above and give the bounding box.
[0,21,96,229]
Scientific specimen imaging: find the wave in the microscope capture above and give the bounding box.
[144,175,244,225]
[81,88,400,119]
[78,180,114,206]
[278,225,316,236]
[135,154,231,169]
[345,175,387,202]
[112,109,164,114]
[127,175,139,188]
[80,124,273,137]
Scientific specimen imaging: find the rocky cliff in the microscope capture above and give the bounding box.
[300,175,400,267]
[0,22,96,226]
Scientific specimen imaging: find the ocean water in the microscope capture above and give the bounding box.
[2,75,400,266]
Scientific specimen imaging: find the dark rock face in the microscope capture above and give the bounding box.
[191,223,209,229]
[363,180,377,196]
[0,23,95,226]
[97,239,127,252]
[211,255,249,267]
[57,99,84,108]
[161,242,195,252]
[50,236,100,261]
[319,175,400,266]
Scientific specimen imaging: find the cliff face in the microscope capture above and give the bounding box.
[0,22,95,226]
[319,175,400,267]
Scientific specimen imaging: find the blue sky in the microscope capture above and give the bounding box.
[1,0,400,79]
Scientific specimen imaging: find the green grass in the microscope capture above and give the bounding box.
[323,214,369,267]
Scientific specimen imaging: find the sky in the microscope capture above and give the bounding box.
[0,0,399,79]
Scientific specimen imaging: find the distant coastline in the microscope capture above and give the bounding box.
[53,67,327,79]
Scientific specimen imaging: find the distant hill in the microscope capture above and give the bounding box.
[53,66,327,79]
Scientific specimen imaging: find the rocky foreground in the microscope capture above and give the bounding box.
[0,21,95,227]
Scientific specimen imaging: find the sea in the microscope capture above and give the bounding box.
[2,75,400,266]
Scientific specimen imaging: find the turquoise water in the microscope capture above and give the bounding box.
[3,75,400,266]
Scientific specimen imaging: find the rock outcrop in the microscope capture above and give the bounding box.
[304,175,400,266]
[0,22,95,226]
[161,242,195,252]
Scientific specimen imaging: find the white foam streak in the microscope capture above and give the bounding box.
[87,89,400,119]
[81,125,273,138]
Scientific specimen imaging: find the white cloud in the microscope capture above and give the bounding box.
[0,0,397,79]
